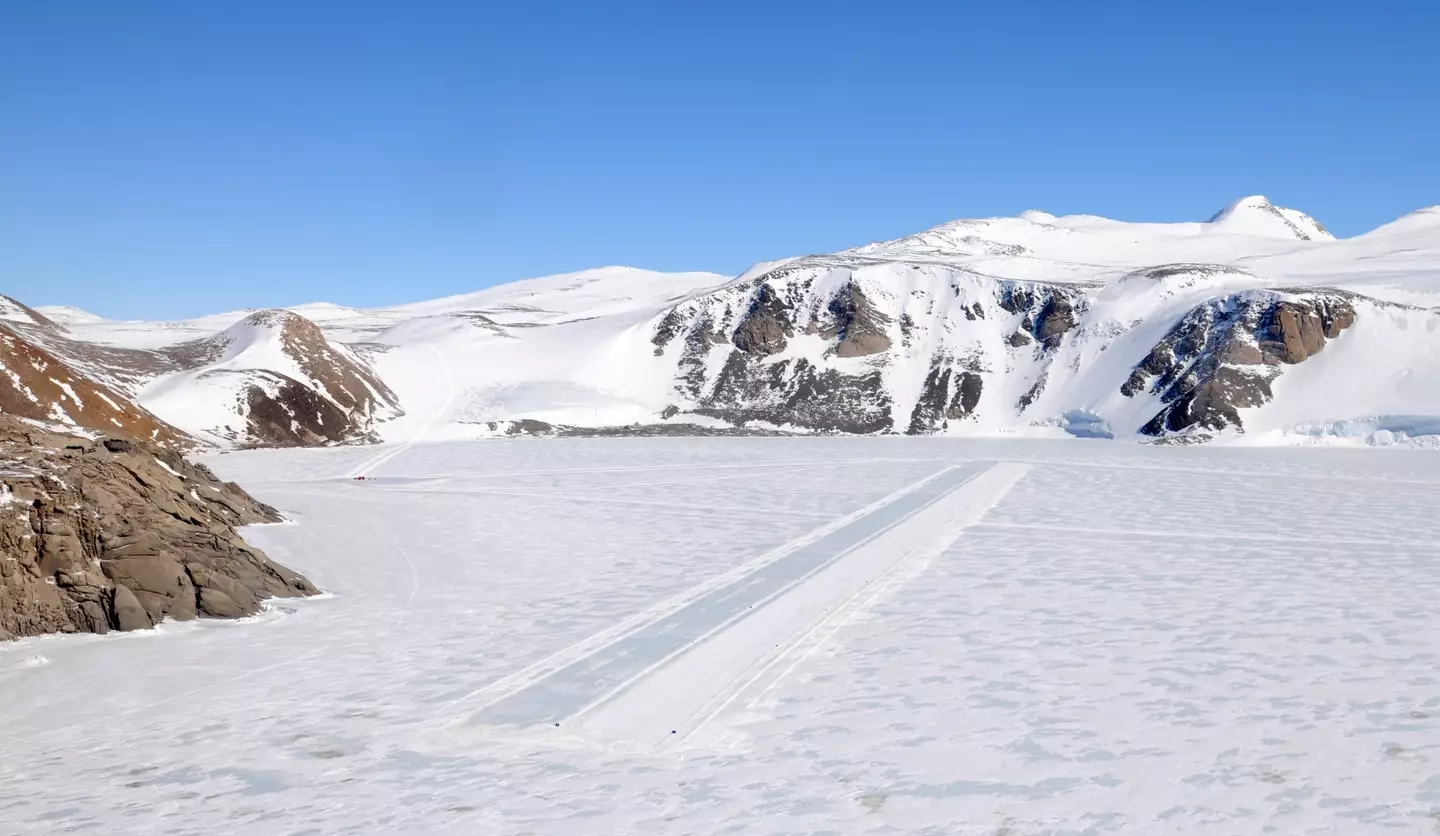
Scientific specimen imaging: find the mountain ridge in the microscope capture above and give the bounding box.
[11,197,1440,447]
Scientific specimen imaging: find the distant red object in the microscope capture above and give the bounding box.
[353,476,366,481]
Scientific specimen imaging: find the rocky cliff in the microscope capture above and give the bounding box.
[0,416,317,639]
[643,252,1373,441]
[1122,289,1358,436]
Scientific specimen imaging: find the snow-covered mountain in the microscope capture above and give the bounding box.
[142,310,402,446]
[10,197,1440,447]
[631,198,1439,442]
[0,298,400,448]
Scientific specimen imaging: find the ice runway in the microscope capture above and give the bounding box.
[471,462,1021,742]
[4,437,1440,834]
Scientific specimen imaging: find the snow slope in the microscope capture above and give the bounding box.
[140,310,402,447]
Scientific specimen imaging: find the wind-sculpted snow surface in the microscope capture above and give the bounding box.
[5,438,1440,833]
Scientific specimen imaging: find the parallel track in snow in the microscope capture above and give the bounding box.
[456,462,1028,751]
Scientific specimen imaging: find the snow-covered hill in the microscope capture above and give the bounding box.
[10,198,1440,447]
[0,298,400,448]
[141,310,402,446]
[0,318,185,446]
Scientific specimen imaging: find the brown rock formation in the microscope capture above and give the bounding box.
[0,416,317,639]
[821,282,892,358]
[0,324,189,447]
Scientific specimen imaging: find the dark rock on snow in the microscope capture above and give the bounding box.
[1123,292,1358,436]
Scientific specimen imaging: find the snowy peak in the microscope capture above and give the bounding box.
[1206,195,1334,241]
[1358,205,1440,238]
[0,295,61,332]
[848,217,1030,260]
[33,305,106,326]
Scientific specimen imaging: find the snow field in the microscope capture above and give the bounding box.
[1,438,1439,834]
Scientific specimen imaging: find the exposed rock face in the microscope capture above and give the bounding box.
[650,259,1087,434]
[244,311,399,426]
[0,294,403,450]
[696,353,892,434]
[242,371,360,446]
[907,358,984,434]
[0,295,61,331]
[1123,292,1358,436]
[731,284,793,357]
[0,416,317,639]
[644,249,1374,440]
[820,282,892,358]
[0,323,189,447]
[998,284,1082,350]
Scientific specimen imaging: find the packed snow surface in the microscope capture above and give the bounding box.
[4,437,1440,833]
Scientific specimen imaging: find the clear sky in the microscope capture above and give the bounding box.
[3,1,1437,319]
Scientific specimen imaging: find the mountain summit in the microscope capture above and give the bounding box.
[1205,195,1334,241]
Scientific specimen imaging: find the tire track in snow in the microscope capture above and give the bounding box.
[461,463,1024,739]
[572,462,1027,750]
[675,462,1030,752]
[433,464,977,720]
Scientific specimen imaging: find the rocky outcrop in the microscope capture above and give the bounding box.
[0,416,317,639]
[695,353,892,434]
[649,260,1089,435]
[818,282,892,358]
[0,293,404,450]
[0,295,61,331]
[1123,291,1358,436]
[246,311,400,428]
[242,370,362,446]
[998,284,1084,350]
[907,357,984,434]
[731,284,793,357]
[0,323,189,447]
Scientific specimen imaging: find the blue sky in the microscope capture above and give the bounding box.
[3,1,1437,319]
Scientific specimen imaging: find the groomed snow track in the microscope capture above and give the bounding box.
[462,460,1026,750]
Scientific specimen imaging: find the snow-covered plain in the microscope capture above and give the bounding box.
[3,437,1439,834]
